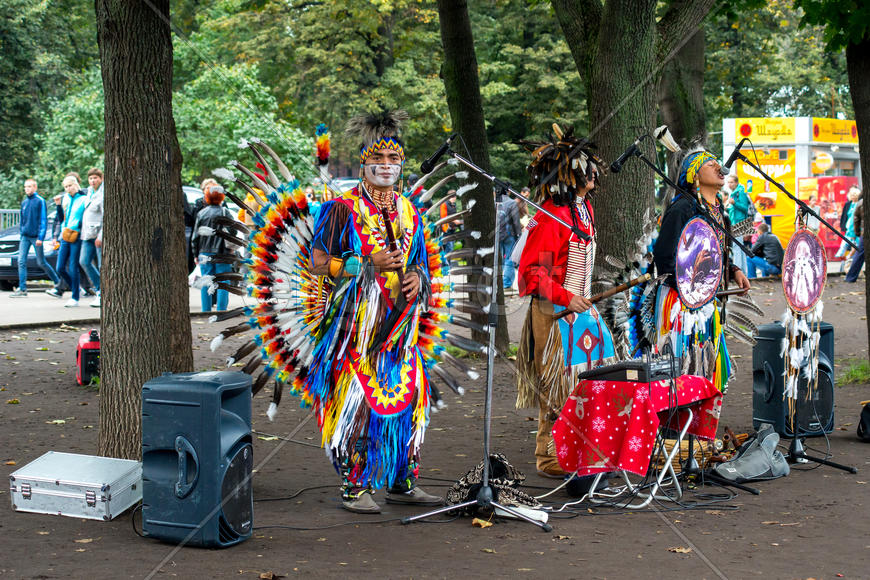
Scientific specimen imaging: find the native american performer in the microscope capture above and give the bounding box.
[515,126,616,478]
[206,110,494,515]
[650,142,751,391]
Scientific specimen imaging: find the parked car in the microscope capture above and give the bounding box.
[0,212,60,291]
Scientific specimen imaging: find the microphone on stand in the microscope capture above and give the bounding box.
[609,134,646,173]
[720,138,748,176]
[420,134,456,174]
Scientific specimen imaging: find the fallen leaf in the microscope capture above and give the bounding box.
[75,549,86,552]
[481,548,496,553]
[5,461,15,466]
[316,537,327,542]
[705,510,724,515]
[257,436,279,441]
[7,399,20,404]
[35,347,49,351]
[553,535,572,540]
[517,568,533,572]
[47,419,66,425]
[761,521,780,525]
[472,518,493,528]
[668,547,692,553]
[37,531,49,535]
[74,538,93,543]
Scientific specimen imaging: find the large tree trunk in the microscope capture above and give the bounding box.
[436,0,509,349]
[846,38,870,360]
[96,0,193,459]
[552,0,715,261]
[658,26,707,182]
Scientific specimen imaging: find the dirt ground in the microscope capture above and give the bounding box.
[1,277,868,580]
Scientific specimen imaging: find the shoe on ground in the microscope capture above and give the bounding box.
[341,490,381,514]
[90,295,101,308]
[536,460,567,479]
[64,299,79,308]
[46,288,63,298]
[83,287,97,297]
[10,289,27,298]
[384,486,444,506]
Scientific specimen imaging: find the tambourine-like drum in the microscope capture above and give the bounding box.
[782,228,827,313]
[675,217,722,310]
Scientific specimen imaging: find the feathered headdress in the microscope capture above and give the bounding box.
[654,125,717,193]
[345,109,409,164]
[520,124,603,204]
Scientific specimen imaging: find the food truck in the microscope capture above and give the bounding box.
[722,117,861,261]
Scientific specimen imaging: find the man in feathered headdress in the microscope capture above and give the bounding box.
[652,145,751,390]
[515,125,617,478]
[306,109,443,513]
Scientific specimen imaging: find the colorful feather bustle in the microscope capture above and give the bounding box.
[315,123,330,167]
[208,139,485,490]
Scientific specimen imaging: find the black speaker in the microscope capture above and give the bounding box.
[141,371,253,547]
[752,321,834,437]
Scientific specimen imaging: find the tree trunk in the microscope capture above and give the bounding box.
[658,26,707,181]
[846,38,870,361]
[552,0,715,262]
[96,0,193,460]
[436,0,509,349]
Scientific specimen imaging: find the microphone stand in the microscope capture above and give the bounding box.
[628,149,755,258]
[733,152,858,252]
[401,147,554,532]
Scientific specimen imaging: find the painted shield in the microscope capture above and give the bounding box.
[675,217,722,310]
[782,228,827,314]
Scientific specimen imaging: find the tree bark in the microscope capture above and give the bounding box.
[658,26,707,180]
[845,38,870,361]
[552,0,715,261]
[96,0,193,460]
[436,0,509,349]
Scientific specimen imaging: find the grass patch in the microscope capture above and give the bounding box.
[836,358,870,386]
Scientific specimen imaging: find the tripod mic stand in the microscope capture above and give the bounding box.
[786,415,857,473]
[402,149,557,532]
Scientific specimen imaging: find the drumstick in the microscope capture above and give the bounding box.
[554,273,651,320]
[716,288,748,298]
[380,207,405,287]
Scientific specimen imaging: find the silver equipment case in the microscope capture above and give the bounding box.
[9,451,142,521]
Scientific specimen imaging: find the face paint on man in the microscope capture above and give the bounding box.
[364,162,402,188]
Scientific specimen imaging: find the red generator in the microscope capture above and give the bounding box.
[76,330,101,386]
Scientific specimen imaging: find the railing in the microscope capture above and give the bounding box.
[0,209,20,231]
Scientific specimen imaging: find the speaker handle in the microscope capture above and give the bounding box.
[762,360,775,403]
[175,435,199,499]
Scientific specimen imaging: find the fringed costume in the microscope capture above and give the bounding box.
[515,127,616,477]
[208,112,484,513]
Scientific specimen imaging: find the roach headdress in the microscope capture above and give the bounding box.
[520,124,603,205]
[345,109,409,164]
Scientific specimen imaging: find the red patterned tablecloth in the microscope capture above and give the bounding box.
[553,375,723,477]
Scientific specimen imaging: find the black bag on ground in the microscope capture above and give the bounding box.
[857,404,870,442]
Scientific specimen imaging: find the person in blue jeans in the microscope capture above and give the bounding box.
[79,168,104,307]
[747,222,784,278]
[499,191,526,290]
[192,186,234,312]
[46,176,88,307]
[11,179,60,297]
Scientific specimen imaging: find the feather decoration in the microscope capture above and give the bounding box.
[314,123,330,167]
[654,125,681,153]
[345,109,409,146]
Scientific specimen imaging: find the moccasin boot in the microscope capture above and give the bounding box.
[342,490,381,514]
[385,487,444,506]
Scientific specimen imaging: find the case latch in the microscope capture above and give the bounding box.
[86,490,97,507]
[21,483,32,499]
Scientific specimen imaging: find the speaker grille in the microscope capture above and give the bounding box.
[220,443,253,537]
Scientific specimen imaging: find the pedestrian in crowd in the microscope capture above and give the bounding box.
[747,222,784,278]
[835,186,860,271]
[192,185,234,312]
[439,189,462,234]
[499,190,525,292]
[805,193,821,233]
[80,168,103,308]
[845,190,864,283]
[724,174,752,272]
[10,179,60,297]
[47,176,88,306]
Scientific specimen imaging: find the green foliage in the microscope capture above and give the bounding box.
[836,358,870,386]
[173,63,313,183]
[35,68,106,190]
[705,0,853,142]
[794,0,870,50]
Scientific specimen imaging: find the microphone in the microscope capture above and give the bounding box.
[610,135,645,173]
[721,138,747,176]
[420,134,456,174]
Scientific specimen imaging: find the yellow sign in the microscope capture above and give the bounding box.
[734,148,796,247]
[812,151,834,174]
[812,117,858,144]
[734,118,796,144]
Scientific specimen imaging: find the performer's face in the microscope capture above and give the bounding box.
[364,149,403,188]
[578,167,598,197]
[696,159,724,189]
